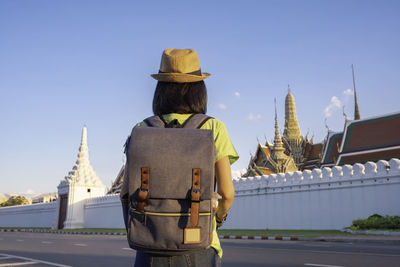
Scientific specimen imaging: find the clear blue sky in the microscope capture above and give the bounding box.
[1,0,399,195]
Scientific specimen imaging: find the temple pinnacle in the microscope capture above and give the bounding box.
[283,87,301,141]
[274,98,279,138]
[81,126,87,146]
[61,126,105,188]
[352,64,361,120]
[272,98,285,159]
[78,126,89,161]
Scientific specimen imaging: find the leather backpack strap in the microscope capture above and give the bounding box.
[182,114,213,129]
[190,168,201,227]
[144,115,167,128]
[136,167,150,212]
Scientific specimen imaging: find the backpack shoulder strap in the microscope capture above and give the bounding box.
[182,114,213,129]
[143,115,166,128]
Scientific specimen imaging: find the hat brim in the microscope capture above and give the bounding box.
[151,72,211,83]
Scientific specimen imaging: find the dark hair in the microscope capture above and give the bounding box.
[152,81,207,116]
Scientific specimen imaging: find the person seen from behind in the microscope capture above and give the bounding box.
[120,48,239,267]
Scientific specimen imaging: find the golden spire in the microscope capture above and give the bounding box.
[283,85,301,141]
[352,64,361,120]
[272,98,285,161]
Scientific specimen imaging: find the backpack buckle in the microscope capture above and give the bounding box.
[137,167,150,212]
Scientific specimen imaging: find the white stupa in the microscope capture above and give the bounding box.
[60,126,104,188]
[56,126,106,229]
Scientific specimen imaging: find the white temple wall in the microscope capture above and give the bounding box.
[0,202,56,228]
[61,184,106,229]
[223,159,400,230]
[0,195,125,229]
[1,159,399,230]
[83,194,125,228]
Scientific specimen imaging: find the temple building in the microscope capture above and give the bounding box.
[320,68,399,167]
[56,126,106,229]
[243,97,300,177]
[107,165,124,194]
[321,112,400,167]
[31,192,58,204]
[244,68,399,174]
[243,87,323,176]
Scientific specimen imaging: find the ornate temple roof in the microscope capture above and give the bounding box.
[302,143,324,170]
[243,91,310,176]
[59,127,104,188]
[243,72,399,174]
[337,112,400,165]
[254,166,274,176]
[107,165,125,194]
[253,144,271,161]
[306,143,323,160]
[321,132,344,167]
[262,146,271,157]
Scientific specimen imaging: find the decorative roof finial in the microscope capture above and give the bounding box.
[288,84,291,94]
[342,105,349,122]
[352,64,361,120]
[324,118,331,133]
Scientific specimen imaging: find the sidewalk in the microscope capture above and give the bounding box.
[302,234,400,244]
[1,228,400,244]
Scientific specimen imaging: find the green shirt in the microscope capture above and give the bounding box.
[137,113,239,164]
[137,113,239,257]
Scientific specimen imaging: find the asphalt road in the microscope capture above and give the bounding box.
[1,232,399,267]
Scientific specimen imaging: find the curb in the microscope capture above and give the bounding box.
[309,237,400,244]
[217,235,400,244]
[342,229,400,236]
[0,229,126,235]
[2,229,400,244]
[218,235,300,241]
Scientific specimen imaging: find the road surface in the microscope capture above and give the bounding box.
[1,232,399,266]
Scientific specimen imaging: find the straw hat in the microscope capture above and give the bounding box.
[151,48,211,83]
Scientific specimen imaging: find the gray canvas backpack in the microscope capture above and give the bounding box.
[125,114,217,255]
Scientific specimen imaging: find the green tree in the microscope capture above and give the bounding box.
[0,195,30,207]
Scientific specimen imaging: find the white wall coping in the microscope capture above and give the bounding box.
[84,194,120,209]
[0,201,57,214]
[234,158,400,194]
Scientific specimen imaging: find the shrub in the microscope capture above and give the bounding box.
[351,215,400,230]
[0,196,30,207]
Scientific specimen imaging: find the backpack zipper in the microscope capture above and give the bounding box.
[130,208,211,217]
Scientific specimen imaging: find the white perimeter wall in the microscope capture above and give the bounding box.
[224,159,400,230]
[1,159,399,230]
[83,194,125,228]
[0,194,125,229]
[0,202,56,228]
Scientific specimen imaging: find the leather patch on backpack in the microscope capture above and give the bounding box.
[184,227,202,244]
